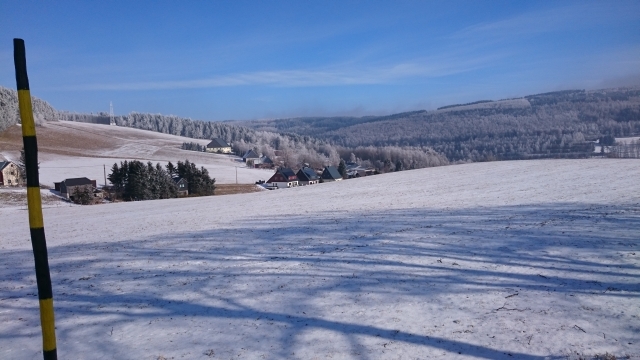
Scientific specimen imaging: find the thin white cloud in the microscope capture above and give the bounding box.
[54,54,503,91]
[451,3,639,42]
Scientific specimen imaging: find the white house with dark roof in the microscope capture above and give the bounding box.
[0,161,21,187]
[242,149,261,164]
[206,138,232,153]
[296,167,320,185]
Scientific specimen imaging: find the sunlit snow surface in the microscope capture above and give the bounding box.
[1,121,273,185]
[1,159,638,359]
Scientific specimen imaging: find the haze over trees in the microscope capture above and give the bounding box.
[238,88,640,162]
[52,106,449,171]
[2,86,639,170]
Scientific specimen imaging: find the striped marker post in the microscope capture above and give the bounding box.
[13,38,58,360]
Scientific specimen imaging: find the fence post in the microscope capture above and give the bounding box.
[13,38,58,360]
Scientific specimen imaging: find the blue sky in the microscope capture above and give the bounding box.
[1,1,639,120]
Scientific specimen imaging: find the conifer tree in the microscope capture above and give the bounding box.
[395,160,403,171]
[338,160,347,178]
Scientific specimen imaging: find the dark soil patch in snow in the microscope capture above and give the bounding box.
[215,184,263,196]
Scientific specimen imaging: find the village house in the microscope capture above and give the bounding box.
[54,177,97,200]
[173,177,189,197]
[266,168,299,189]
[296,167,320,185]
[321,166,343,182]
[0,160,21,187]
[255,156,275,169]
[245,154,275,169]
[206,138,232,153]
[242,149,261,164]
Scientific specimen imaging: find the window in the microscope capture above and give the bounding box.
[8,180,11,184]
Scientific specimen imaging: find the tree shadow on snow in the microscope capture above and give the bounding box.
[1,202,638,359]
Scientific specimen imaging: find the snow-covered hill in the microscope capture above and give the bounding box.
[1,159,639,359]
[0,121,272,184]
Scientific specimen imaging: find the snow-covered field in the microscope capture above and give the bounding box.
[36,155,273,187]
[0,121,272,185]
[0,188,71,210]
[1,159,639,359]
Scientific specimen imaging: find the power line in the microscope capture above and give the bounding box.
[40,165,107,169]
[109,101,115,126]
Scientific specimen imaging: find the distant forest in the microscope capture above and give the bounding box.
[0,86,59,133]
[236,88,640,162]
[0,86,447,171]
[2,86,639,170]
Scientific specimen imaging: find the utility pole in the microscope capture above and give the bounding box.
[235,167,238,184]
[103,164,107,188]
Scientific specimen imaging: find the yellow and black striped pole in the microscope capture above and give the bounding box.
[14,38,58,360]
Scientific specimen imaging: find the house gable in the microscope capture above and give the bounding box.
[267,168,298,183]
[267,173,287,183]
[242,149,260,160]
[0,161,21,186]
[173,177,189,195]
[322,166,343,180]
[297,167,319,182]
[279,168,297,181]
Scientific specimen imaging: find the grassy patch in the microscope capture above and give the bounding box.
[215,184,262,196]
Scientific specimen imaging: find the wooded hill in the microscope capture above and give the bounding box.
[2,86,638,168]
[0,86,447,171]
[236,88,640,162]
[0,86,60,133]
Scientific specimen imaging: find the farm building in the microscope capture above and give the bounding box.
[0,161,21,187]
[54,177,97,200]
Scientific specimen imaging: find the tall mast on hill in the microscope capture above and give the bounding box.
[109,101,115,126]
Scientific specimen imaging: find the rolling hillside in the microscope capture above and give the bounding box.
[1,158,638,359]
[0,121,273,185]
